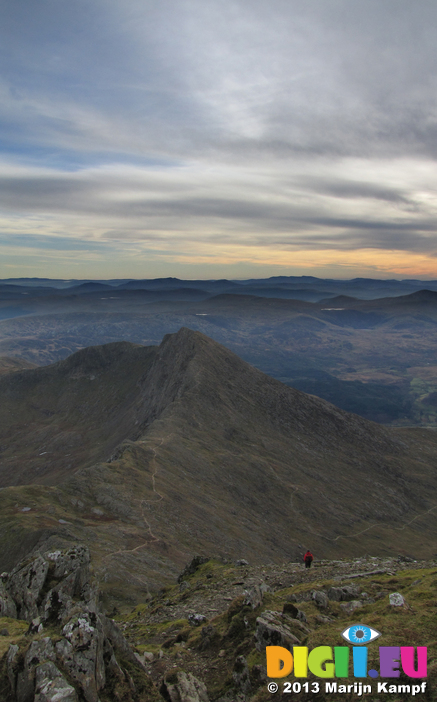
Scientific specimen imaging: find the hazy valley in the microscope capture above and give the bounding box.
[2,276,437,426]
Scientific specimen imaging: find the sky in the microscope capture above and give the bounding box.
[1,0,437,280]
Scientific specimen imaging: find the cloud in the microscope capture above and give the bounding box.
[1,1,437,277]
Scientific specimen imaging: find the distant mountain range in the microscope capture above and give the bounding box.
[2,275,437,303]
[1,278,437,427]
[1,329,437,604]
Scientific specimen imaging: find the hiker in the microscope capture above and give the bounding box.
[304,550,313,568]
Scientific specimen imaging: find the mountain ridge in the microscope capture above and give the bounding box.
[0,328,437,602]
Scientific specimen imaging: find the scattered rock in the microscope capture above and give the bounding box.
[327,584,360,602]
[235,559,249,567]
[389,592,406,607]
[0,627,9,636]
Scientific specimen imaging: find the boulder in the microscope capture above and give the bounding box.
[312,591,329,608]
[327,585,361,602]
[243,584,265,610]
[161,670,209,702]
[389,592,406,607]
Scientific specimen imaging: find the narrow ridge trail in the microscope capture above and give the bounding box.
[105,435,171,559]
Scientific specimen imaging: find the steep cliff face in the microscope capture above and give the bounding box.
[0,329,436,600]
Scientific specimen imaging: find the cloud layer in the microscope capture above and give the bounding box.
[1,0,437,278]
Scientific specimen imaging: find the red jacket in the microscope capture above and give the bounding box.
[304,551,313,562]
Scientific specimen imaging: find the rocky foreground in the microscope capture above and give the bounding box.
[0,547,436,701]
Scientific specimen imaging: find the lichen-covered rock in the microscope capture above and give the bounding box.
[7,555,49,621]
[188,613,207,627]
[389,592,406,607]
[161,670,209,702]
[34,661,78,701]
[56,611,105,702]
[255,611,300,652]
[47,546,90,581]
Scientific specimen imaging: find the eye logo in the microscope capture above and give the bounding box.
[341,624,381,645]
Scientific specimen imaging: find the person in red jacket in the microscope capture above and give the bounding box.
[304,550,313,568]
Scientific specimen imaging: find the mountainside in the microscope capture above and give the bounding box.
[0,329,437,604]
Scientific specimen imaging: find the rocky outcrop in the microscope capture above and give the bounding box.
[177,557,210,583]
[1,547,161,702]
[233,655,251,697]
[161,671,209,702]
[254,610,301,652]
